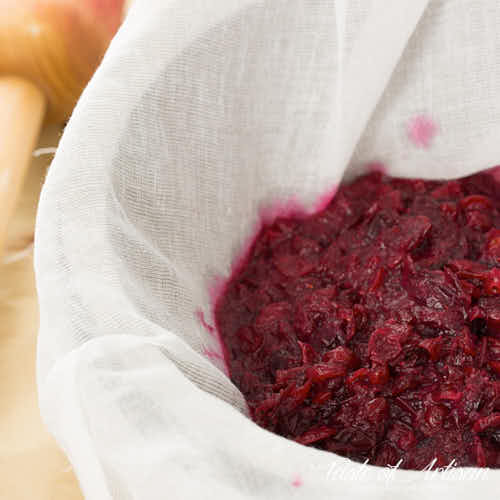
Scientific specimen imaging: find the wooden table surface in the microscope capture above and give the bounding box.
[0,124,83,499]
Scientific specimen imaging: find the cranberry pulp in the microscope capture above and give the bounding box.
[215,170,500,469]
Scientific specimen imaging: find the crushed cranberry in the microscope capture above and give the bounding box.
[215,170,500,469]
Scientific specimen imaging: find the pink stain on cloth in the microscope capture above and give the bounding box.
[201,347,230,377]
[195,309,217,338]
[202,348,225,362]
[291,475,303,487]
[407,115,438,149]
[196,309,230,376]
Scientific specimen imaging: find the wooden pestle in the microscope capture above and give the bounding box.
[0,0,125,258]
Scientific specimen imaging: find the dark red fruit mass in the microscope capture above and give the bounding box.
[214,170,500,469]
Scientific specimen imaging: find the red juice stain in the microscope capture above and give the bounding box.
[407,115,438,149]
[195,309,216,338]
[201,347,229,376]
[202,348,225,362]
[195,309,230,376]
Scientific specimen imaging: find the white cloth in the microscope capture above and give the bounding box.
[36,1,500,498]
